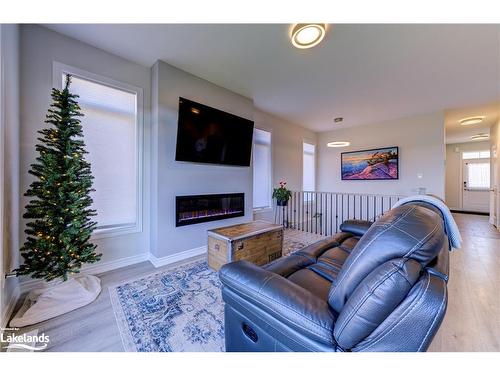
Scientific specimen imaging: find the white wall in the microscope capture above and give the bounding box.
[150,60,254,259]
[317,112,446,198]
[252,110,317,222]
[1,24,20,327]
[19,25,152,271]
[445,140,490,210]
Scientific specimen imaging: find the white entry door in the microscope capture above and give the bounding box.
[463,159,490,213]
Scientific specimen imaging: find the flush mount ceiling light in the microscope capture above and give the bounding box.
[459,116,485,126]
[327,141,350,148]
[470,133,489,141]
[291,24,326,49]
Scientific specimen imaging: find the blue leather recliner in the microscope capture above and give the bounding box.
[219,202,450,352]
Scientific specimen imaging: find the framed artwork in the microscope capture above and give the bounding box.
[341,146,399,180]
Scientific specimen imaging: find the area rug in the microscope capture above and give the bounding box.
[109,231,324,352]
[110,259,224,352]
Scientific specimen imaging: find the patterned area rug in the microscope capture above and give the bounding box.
[109,230,325,352]
[110,259,224,352]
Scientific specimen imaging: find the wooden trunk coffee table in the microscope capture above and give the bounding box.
[207,220,283,271]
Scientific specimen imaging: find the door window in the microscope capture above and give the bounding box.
[467,162,490,190]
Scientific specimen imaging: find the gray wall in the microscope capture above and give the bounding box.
[19,25,152,268]
[254,110,317,191]
[150,60,254,258]
[253,110,317,222]
[15,25,318,270]
[13,25,449,285]
[317,112,446,198]
[1,24,20,326]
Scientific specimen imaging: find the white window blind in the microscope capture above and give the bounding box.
[303,143,316,192]
[467,162,490,190]
[253,129,272,209]
[480,150,491,158]
[68,75,138,229]
[463,150,490,159]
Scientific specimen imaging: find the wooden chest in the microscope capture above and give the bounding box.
[207,221,283,271]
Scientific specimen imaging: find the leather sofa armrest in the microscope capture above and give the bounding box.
[295,233,352,260]
[339,219,373,237]
[220,260,336,346]
[263,253,314,277]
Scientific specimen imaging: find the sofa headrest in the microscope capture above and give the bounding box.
[407,201,445,221]
[328,204,445,313]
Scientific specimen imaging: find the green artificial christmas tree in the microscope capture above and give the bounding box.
[15,75,101,282]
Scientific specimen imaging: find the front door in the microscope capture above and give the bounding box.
[463,159,490,213]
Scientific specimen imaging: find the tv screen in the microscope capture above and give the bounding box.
[175,97,254,166]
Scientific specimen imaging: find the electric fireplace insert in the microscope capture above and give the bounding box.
[175,193,245,227]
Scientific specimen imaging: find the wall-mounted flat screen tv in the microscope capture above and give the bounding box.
[175,97,254,166]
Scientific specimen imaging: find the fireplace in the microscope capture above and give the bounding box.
[175,193,245,227]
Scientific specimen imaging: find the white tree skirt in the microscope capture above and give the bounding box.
[10,275,101,328]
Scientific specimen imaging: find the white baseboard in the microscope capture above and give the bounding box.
[149,245,207,268]
[83,253,149,275]
[19,252,149,294]
[16,245,208,295]
[1,283,20,329]
[2,244,207,328]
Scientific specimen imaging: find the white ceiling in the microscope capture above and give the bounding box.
[43,24,500,132]
[445,101,499,144]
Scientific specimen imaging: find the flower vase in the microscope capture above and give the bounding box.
[277,199,289,207]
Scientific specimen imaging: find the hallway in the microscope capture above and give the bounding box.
[429,213,500,351]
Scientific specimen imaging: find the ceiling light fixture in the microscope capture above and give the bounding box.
[291,24,326,49]
[459,116,484,126]
[470,133,489,141]
[327,141,350,148]
[334,117,343,123]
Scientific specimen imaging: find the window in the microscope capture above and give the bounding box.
[303,142,316,192]
[462,150,490,159]
[467,162,490,190]
[253,129,272,209]
[54,63,142,235]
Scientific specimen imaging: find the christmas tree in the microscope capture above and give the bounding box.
[15,75,101,282]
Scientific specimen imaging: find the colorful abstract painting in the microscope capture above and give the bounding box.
[341,147,399,180]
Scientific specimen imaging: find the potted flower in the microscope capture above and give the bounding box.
[272,181,292,206]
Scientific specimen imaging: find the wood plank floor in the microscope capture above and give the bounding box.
[5,214,500,352]
[7,259,158,352]
[428,213,500,352]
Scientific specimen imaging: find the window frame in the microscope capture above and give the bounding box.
[462,150,490,160]
[465,160,491,191]
[302,141,316,193]
[252,127,273,211]
[52,62,143,240]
